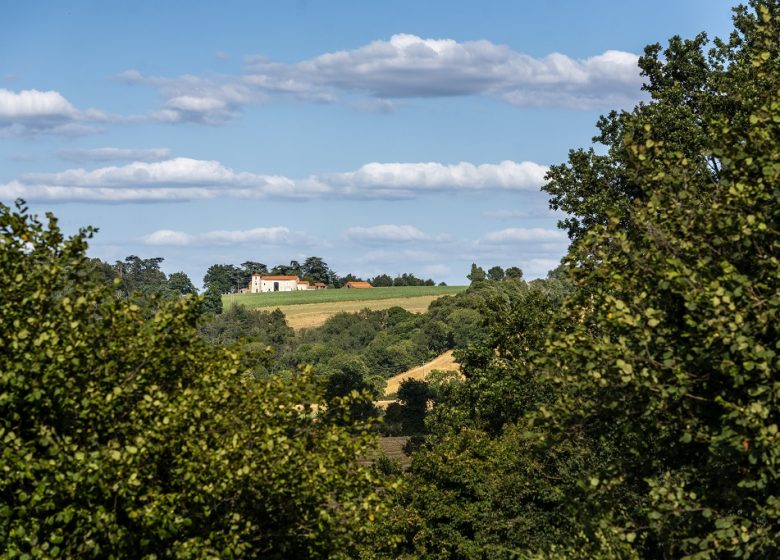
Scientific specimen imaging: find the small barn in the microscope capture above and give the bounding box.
[343,281,373,289]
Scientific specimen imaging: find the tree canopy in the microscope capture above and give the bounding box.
[0,201,386,558]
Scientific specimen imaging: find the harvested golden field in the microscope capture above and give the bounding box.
[383,350,460,397]
[273,294,445,330]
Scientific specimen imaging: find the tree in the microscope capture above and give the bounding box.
[395,379,430,436]
[302,256,333,284]
[84,257,117,284]
[167,271,197,296]
[0,201,385,558]
[238,260,267,288]
[534,7,780,554]
[371,273,393,287]
[487,265,505,281]
[466,263,486,284]
[201,288,223,315]
[322,355,379,425]
[115,255,171,297]
[203,263,241,294]
[505,266,523,281]
[270,260,302,277]
[376,3,780,557]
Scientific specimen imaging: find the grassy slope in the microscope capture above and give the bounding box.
[223,285,466,309]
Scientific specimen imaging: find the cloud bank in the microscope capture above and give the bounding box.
[120,34,643,123]
[1,157,548,202]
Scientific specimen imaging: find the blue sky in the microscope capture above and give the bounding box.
[1,1,736,286]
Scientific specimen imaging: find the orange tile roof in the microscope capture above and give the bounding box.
[260,275,300,281]
[344,281,373,288]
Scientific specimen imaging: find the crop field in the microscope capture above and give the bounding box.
[223,285,466,309]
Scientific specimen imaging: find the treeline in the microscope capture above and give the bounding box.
[204,256,439,293]
[85,255,223,314]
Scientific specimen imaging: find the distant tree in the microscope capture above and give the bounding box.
[371,274,393,287]
[238,261,267,287]
[203,264,241,294]
[270,260,302,277]
[466,263,486,284]
[201,288,223,315]
[396,379,431,436]
[115,255,171,297]
[393,273,425,286]
[323,355,379,425]
[302,256,333,284]
[168,271,197,296]
[85,258,116,284]
[505,266,524,280]
[438,282,447,286]
[424,278,435,286]
[487,266,505,281]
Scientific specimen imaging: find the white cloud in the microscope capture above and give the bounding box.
[144,226,308,247]
[333,161,546,197]
[0,88,113,136]
[2,157,547,203]
[482,227,567,243]
[120,34,643,123]
[345,224,447,243]
[58,147,171,163]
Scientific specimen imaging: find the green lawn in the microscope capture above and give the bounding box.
[222,285,467,309]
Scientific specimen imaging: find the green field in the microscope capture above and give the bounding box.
[223,285,466,310]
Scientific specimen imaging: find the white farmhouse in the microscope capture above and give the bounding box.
[249,274,310,293]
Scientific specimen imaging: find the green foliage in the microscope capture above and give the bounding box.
[0,201,386,558]
[375,3,780,558]
[114,255,173,298]
[371,273,394,287]
[198,304,294,375]
[504,266,523,281]
[203,263,242,294]
[487,265,505,281]
[467,263,486,284]
[167,271,198,295]
[201,288,223,315]
[392,272,434,287]
[302,256,334,285]
[535,6,780,555]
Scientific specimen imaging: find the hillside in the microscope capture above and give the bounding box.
[222,285,466,309]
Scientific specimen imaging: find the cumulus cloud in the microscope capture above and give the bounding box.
[482,227,567,243]
[0,88,113,136]
[58,147,171,163]
[144,226,309,247]
[344,224,448,243]
[119,34,643,123]
[1,157,548,203]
